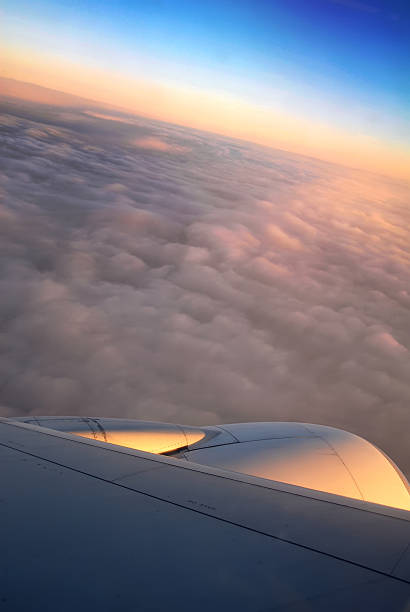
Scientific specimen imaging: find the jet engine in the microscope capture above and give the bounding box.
[12,416,410,511]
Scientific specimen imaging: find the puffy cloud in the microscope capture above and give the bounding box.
[0,97,409,476]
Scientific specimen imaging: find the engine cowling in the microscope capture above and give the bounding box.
[11,416,410,511]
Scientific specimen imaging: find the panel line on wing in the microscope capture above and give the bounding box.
[0,436,409,586]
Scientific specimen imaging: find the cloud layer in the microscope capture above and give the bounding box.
[1,97,409,475]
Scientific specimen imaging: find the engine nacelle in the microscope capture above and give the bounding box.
[11,416,410,511]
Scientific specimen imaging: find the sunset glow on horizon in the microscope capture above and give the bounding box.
[1,0,409,178]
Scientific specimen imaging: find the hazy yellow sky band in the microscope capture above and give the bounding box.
[2,45,409,180]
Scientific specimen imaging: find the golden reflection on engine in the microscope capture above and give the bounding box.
[72,423,205,454]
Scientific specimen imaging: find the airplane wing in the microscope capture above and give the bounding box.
[1,417,409,611]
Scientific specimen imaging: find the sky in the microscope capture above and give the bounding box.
[1,0,410,176]
[0,2,410,478]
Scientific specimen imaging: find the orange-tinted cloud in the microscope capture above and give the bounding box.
[132,137,188,153]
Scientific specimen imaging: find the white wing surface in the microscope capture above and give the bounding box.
[0,417,409,611]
